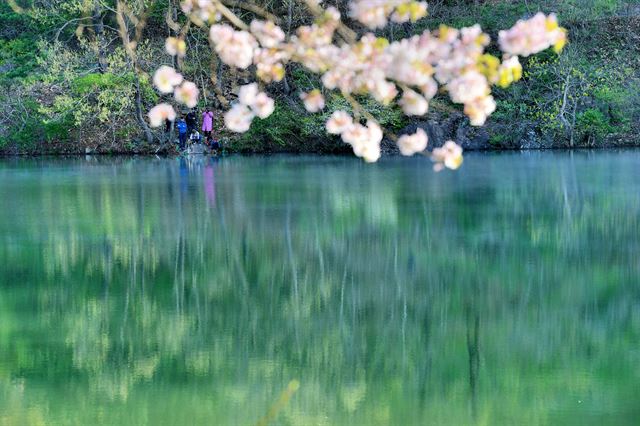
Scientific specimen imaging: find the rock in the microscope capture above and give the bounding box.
[396,114,494,152]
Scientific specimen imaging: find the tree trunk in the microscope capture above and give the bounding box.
[92,3,108,73]
[134,75,154,144]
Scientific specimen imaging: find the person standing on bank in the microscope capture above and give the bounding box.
[186,109,197,134]
[202,108,214,144]
[176,117,188,150]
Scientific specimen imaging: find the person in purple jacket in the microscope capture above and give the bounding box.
[202,108,214,144]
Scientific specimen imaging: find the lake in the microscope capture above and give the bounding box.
[1,152,639,425]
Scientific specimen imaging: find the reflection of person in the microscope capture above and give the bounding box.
[204,161,216,207]
[202,108,214,143]
[211,137,220,155]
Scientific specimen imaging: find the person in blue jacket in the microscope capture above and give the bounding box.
[176,118,188,150]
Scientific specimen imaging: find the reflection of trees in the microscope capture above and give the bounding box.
[1,153,640,424]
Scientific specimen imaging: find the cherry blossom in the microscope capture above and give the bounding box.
[238,83,259,106]
[148,103,176,128]
[209,24,257,69]
[432,140,464,171]
[153,66,183,94]
[252,92,275,119]
[398,128,428,156]
[224,83,275,131]
[499,13,567,57]
[400,89,429,116]
[391,2,428,24]
[326,111,354,135]
[165,37,187,57]
[180,0,220,24]
[343,121,382,163]
[250,20,285,48]
[174,81,199,108]
[224,104,254,133]
[300,90,325,113]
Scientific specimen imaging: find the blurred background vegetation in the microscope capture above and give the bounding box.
[1,0,639,154]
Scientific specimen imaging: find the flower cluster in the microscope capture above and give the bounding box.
[149,2,566,165]
[300,90,325,113]
[148,103,176,128]
[180,0,220,25]
[152,66,199,112]
[165,37,187,57]
[326,111,382,163]
[174,81,199,108]
[398,128,428,156]
[499,13,567,57]
[432,141,463,171]
[350,0,428,29]
[153,65,183,94]
[224,83,275,132]
[210,24,258,69]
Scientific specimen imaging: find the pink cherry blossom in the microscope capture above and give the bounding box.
[152,5,566,165]
[148,103,176,128]
[350,1,390,29]
[174,81,199,108]
[300,90,325,113]
[326,111,354,135]
[448,71,490,105]
[209,24,257,69]
[153,66,183,94]
[499,13,567,57]
[165,37,187,57]
[343,121,382,163]
[432,140,464,171]
[398,128,428,156]
[224,104,254,133]
[464,95,496,126]
[252,92,275,119]
[238,83,258,106]
[400,89,429,116]
[391,1,428,24]
[250,20,285,48]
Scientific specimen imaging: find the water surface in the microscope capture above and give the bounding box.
[1,152,639,425]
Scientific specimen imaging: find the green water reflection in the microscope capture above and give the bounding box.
[1,153,639,425]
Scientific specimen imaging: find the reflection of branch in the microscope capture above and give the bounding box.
[256,380,300,426]
[466,309,479,421]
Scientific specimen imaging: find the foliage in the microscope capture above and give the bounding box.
[237,101,305,148]
[1,0,640,153]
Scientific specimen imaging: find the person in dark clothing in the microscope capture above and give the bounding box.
[185,109,197,134]
[176,118,188,150]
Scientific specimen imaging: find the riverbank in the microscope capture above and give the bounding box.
[2,115,639,157]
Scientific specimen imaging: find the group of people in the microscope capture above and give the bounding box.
[170,108,220,153]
